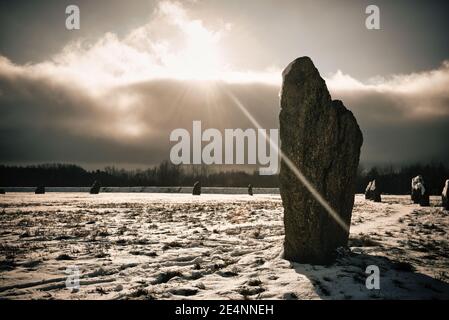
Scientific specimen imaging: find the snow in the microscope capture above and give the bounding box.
[0,193,448,300]
[2,187,279,194]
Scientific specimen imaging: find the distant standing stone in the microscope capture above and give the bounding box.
[0,188,5,194]
[420,189,430,207]
[248,184,253,196]
[35,185,45,194]
[365,181,373,200]
[411,175,430,206]
[370,180,382,202]
[90,180,101,194]
[192,181,201,196]
[442,180,449,210]
[279,57,363,265]
[411,175,424,204]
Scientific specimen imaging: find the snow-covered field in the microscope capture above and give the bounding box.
[0,193,448,300]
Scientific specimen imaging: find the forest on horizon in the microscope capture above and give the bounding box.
[1,161,448,195]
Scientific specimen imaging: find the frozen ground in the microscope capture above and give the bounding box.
[0,193,448,300]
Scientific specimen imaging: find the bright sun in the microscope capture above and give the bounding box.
[169,19,225,81]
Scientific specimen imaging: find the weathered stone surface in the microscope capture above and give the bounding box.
[279,56,363,265]
[365,181,373,200]
[371,180,382,202]
[411,175,424,204]
[411,175,430,207]
[192,181,201,196]
[442,179,449,210]
[248,184,253,196]
[420,190,430,207]
[369,180,381,202]
[35,185,45,194]
[90,180,101,194]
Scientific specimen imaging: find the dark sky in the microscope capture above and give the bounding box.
[0,0,448,169]
[2,0,449,79]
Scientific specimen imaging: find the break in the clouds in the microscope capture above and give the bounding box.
[7,1,279,89]
[0,1,448,168]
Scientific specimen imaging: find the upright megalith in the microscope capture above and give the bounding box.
[35,185,45,194]
[192,181,201,196]
[442,180,449,210]
[365,179,381,202]
[279,57,363,265]
[248,184,253,196]
[90,180,101,194]
[0,188,5,194]
[420,188,430,207]
[411,175,429,206]
[365,181,373,200]
[371,180,382,202]
[411,175,424,204]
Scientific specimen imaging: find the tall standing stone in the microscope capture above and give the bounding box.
[442,179,449,210]
[279,57,363,265]
[90,180,101,194]
[369,179,382,202]
[35,185,45,194]
[192,181,201,196]
[411,175,424,204]
[411,175,429,206]
[420,189,430,207]
[365,181,373,200]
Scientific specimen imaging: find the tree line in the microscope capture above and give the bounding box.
[356,163,448,195]
[1,161,447,195]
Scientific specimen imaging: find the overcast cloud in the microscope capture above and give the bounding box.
[0,1,448,169]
